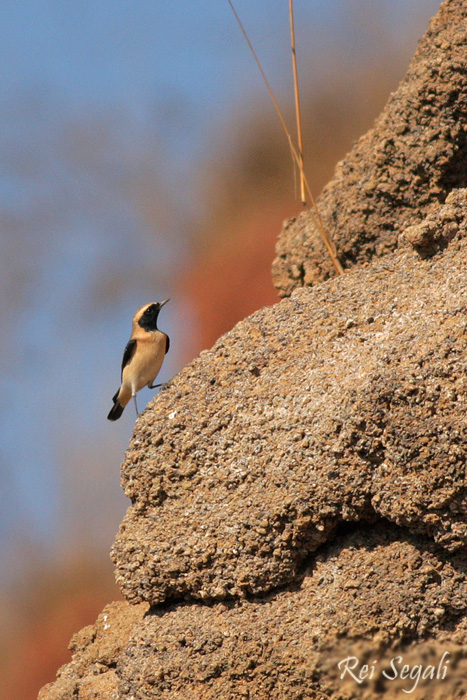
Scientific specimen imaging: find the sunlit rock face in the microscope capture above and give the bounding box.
[39,1,467,697]
[273,0,467,296]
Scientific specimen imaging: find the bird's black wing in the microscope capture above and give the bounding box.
[121,338,137,378]
[165,334,170,355]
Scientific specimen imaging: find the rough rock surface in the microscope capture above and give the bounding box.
[40,192,467,699]
[112,191,467,608]
[117,524,467,700]
[272,0,467,296]
[37,602,148,700]
[39,526,467,699]
[39,3,467,698]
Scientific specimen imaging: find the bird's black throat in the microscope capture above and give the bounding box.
[138,303,161,331]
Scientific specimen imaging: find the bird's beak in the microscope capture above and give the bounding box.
[159,298,170,308]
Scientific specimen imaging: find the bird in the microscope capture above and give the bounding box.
[107,299,170,421]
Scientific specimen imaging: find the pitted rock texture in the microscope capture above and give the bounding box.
[112,191,467,608]
[272,0,467,296]
[37,601,148,700]
[117,525,467,700]
[40,526,467,700]
[38,2,467,695]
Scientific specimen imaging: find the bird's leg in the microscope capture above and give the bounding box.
[148,381,170,390]
[132,392,139,416]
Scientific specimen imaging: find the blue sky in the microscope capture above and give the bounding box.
[0,0,440,583]
[0,1,439,155]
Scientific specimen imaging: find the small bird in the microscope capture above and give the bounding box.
[107,299,170,421]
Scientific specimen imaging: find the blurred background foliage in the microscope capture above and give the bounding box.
[0,1,439,698]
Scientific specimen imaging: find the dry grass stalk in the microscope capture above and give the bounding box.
[226,0,343,276]
[289,0,306,206]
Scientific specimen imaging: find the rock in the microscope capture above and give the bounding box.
[77,671,119,700]
[37,602,148,700]
[399,189,466,256]
[42,207,467,700]
[39,3,467,698]
[40,525,467,699]
[112,193,467,608]
[272,0,467,296]
[117,525,467,700]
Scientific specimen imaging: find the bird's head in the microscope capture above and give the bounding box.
[135,298,170,331]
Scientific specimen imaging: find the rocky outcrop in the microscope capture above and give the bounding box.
[112,191,467,609]
[38,602,148,700]
[43,525,467,700]
[39,2,467,698]
[272,0,467,296]
[40,191,467,700]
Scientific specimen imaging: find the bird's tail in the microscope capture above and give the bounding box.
[107,389,124,421]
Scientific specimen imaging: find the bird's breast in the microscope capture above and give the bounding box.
[123,332,166,392]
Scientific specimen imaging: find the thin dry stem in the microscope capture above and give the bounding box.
[226,0,343,276]
[289,0,306,206]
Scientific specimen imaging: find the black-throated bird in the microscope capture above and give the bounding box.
[107,299,170,421]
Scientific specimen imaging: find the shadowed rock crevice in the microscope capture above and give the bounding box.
[139,516,466,615]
